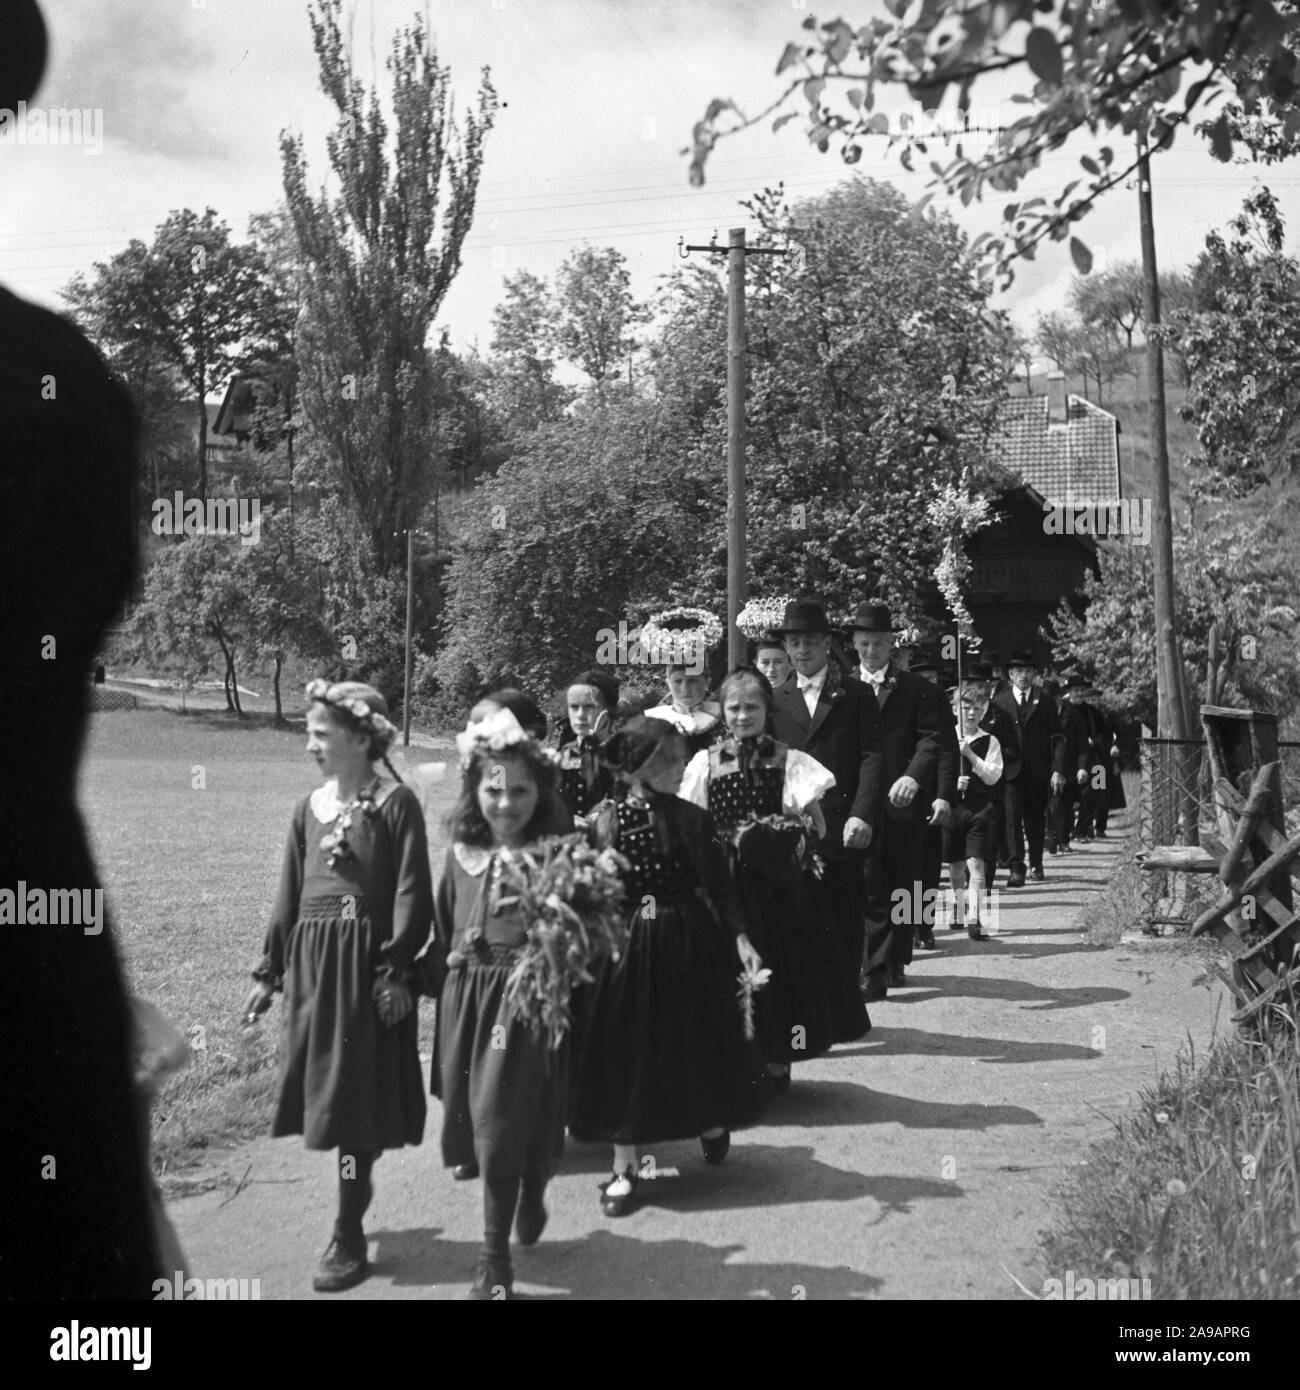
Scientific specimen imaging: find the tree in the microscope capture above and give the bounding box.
[1161,188,1300,497]
[688,2,1300,286]
[1071,260,1145,350]
[63,208,287,502]
[488,269,570,431]
[554,245,649,396]
[281,0,497,576]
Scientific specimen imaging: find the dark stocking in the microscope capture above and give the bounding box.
[337,1148,379,1233]
[483,1175,520,1264]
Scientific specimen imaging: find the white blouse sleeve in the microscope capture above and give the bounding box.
[782,748,837,814]
[678,749,711,808]
[968,734,1003,786]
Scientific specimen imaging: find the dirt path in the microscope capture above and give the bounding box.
[167,807,1230,1300]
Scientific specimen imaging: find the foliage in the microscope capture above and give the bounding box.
[688,1,1300,285]
[488,269,571,432]
[1046,484,1300,726]
[1159,188,1300,498]
[281,0,497,575]
[554,245,650,394]
[63,207,287,500]
[1035,307,1131,402]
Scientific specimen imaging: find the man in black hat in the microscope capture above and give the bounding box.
[849,601,952,995]
[2,0,164,1298]
[769,600,886,990]
[1056,676,1094,847]
[991,653,1067,886]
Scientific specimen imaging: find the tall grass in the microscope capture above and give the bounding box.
[1042,1011,1300,1299]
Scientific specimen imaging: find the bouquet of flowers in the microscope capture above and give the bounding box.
[499,833,632,1050]
[736,960,773,1042]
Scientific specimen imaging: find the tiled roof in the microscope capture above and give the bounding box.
[991,394,1120,501]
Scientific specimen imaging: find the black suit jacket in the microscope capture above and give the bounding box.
[1058,701,1093,778]
[993,687,1067,784]
[978,700,1020,798]
[770,665,884,857]
[863,664,951,825]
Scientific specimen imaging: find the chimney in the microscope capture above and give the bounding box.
[1046,370,1067,428]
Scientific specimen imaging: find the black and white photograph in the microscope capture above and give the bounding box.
[5,0,1300,1346]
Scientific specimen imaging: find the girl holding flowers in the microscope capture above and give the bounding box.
[430,708,576,1300]
[243,681,432,1294]
[569,717,769,1217]
[680,669,870,1090]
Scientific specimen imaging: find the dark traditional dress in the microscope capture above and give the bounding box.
[430,844,568,1182]
[555,734,613,819]
[255,778,433,1152]
[682,737,870,1054]
[568,792,769,1143]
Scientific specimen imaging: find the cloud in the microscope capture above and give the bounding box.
[36,0,235,163]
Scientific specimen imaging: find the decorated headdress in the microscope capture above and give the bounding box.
[456,705,559,771]
[305,679,397,755]
[636,606,722,668]
[737,595,794,642]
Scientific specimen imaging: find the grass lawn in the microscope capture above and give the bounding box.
[79,707,459,1190]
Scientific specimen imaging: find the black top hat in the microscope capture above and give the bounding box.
[1006,650,1040,670]
[2,2,47,109]
[771,599,833,636]
[1065,673,1090,690]
[848,600,893,634]
[961,662,991,683]
[1041,678,1062,697]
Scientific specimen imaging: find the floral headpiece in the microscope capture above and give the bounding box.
[637,605,723,667]
[305,679,397,751]
[456,706,558,771]
[737,595,794,642]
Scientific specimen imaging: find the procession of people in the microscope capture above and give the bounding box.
[244,598,1131,1299]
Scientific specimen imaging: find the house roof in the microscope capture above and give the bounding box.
[991,393,1121,501]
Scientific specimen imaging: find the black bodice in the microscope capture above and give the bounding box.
[705,739,788,832]
[615,800,699,901]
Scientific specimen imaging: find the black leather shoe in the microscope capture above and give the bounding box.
[1006,871,1026,888]
[967,926,990,941]
[313,1227,368,1293]
[861,975,888,1001]
[887,966,906,988]
[700,1130,731,1165]
[515,1190,548,1247]
[453,1161,480,1180]
[1029,866,1045,882]
[916,932,938,952]
[767,1067,791,1095]
[599,1168,639,1217]
[467,1259,513,1300]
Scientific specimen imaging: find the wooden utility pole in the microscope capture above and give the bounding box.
[402,527,415,747]
[1136,127,1190,739]
[679,227,787,669]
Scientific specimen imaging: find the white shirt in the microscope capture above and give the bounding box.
[1013,687,1030,707]
[859,665,888,692]
[796,665,828,718]
[960,732,1004,786]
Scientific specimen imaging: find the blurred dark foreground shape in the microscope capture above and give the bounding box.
[0,0,163,1298]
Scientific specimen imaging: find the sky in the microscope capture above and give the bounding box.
[4,0,1300,377]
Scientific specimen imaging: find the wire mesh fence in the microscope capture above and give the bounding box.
[1137,738,1300,932]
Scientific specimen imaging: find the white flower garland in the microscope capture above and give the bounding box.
[737,595,794,641]
[637,606,723,665]
[925,471,994,648]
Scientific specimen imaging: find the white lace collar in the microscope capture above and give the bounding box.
[309,776,399,825]
[453,842,492,876]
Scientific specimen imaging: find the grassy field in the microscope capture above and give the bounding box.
[79,707,459,1189]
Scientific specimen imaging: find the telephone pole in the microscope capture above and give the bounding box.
[1136,126,1191,739]
[679,227,787,669]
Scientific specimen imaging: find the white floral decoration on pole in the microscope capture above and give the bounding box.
[926,469,993,651]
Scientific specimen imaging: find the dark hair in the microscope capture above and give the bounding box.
[599,716,687,777]
[719,666,775,714]
[446,743,570,848]
[310,698,403,781]
[752,637,787,656]
[567,669,619,713]
[481,687,549,740]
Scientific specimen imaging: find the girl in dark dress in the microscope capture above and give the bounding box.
[680,669,870,1090]
[243,681,433,1293]
[569,718,768,1217]
[553,668,619,820]
[429,708,574,1300]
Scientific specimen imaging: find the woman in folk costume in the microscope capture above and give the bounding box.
[427,706,574,1299]
[553,668,619,820]
[244,681,432,1293]
[680,669,871,1089]
[568,718,769,1217]
[639,607,725,754]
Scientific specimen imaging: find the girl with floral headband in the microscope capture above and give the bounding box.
[430,707,573,1300]
[242,680,433,1294]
